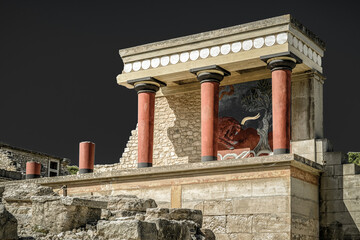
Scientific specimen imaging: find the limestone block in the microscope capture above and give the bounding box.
[226,214,252,233]
[3,183,57,201]
[145,207,170,221]
[231,196,290,214]
[96,220,158,240]
[152,218,190,240]
[203,215,226,233]
[323,152,347,165]
[0,204,18,240]
[31,196,104,233]
[203,200,232,216]
[107,196,157,212]
[168,208,203,227]
[291,139,316,161]
[343,163,360,175]
[252,213,290,233]
[291,214,318,237]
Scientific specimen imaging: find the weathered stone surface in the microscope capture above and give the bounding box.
[0,203,18,239]
[169,208,203,227]
[201,228,216,240]
[31,196,103,233]
[107,196,157,212]
[145,207,170,221]
[3,183,57,201]
[97,219,158,240]
[153,218,190,240]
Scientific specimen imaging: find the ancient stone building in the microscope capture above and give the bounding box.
[0,142,70,180]
[2,14,360,240]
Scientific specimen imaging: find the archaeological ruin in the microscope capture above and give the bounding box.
[1,14,360,239]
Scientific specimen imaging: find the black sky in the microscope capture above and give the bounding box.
[0,1,359,165]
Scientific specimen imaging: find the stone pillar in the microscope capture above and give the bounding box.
[26,161,41,179]
[127,77,166,168]
[190,65,230,161]
[79,141,95,173]
[262,54,300,154]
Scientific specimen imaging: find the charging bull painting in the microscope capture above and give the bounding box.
[218,79,273,160]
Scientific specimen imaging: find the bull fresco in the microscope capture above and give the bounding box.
[218,79,273,160]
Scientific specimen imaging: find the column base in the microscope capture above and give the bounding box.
[273,149,290,155]
[202,156,217,162]
[138,162,153,168]
[79,168,94,174]
[26,174,40,179]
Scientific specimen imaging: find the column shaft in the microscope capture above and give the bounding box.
[26,161,41,179]
[201,81,220,161]
[137,92,155,167]
[79,141,95,173]
[272,69,291,154]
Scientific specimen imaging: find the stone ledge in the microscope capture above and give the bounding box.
[1,154,323,187]
[30,196,108,209]
[343,164,360,175]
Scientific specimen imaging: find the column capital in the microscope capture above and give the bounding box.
[190,65,231,83]
[261,52,302,72]
[127,77,166,94]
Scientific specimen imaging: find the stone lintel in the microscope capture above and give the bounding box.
[117,14,325,89]
[5,154,323,188]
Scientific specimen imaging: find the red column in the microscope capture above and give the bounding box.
[126,77,166,168]
[26,161,41,179]
[262,55,298,155]
[79,141,95,173]
[190,65,230,161]
[272,69,292,154]
[201,81,220,161]
[137,91,155,167]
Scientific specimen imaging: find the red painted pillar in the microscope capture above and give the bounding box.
[190,65,230,161]
[79,141,95,173]
[263,55,299,154]
[137,91,155,167]
[26,161,41,179]
[127,77,166,168]
[272,69,292,154]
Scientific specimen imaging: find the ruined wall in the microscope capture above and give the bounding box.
[30,154,322,239]
[320,152,360,239]
[115,91,201,169]
[0,144,69,177]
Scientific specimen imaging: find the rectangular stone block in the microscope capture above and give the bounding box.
[291,139,316,161]
[344,175,360,189]
[291,177,318,202]
[223,180,252,198]
[96,220,158,240]
[231,196,290,214]
[251,178,289,197]
[202,215,226,234]
[226,214,252,233]
[320,199,347,213]
[182,183,226,201]
[343,164,360,175]
[203,200,232,216]
[320,189,343,201]
[292,196,318,218]
[320,176,343,190]
[252,213,290,233]
[323,152,347,165]
[291,214,318,237]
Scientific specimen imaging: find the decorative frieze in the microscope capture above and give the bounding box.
[122,32,322,74]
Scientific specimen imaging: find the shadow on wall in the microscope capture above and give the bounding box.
[320,152,360,239]
[165,92,201,163]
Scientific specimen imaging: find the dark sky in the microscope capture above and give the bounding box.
[1,1,359,165]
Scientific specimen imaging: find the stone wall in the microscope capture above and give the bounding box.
[21,154,323,239]
[107,91,201,170]
[320,152,360,239]
[0,143,69,178]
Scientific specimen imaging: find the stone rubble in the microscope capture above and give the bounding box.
[0,183,214,240]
